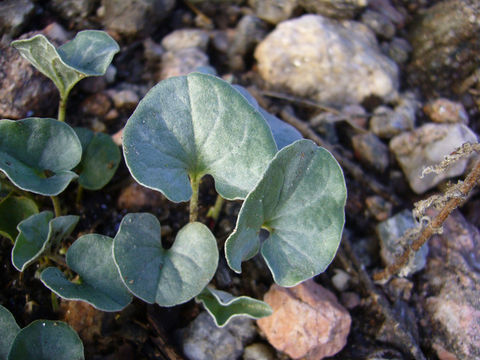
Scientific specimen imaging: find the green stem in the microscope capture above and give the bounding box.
[51,292,60,312]
[76,184,84,205]
[189,175,200,222]
[207,195,224,222]
[58,93,68,122]
[50,196,62,217]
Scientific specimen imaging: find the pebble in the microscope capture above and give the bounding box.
[365,195,392,222]
[368,0,405,27]
[423,98,469,124]
[257,281,351,359]
[117,183,164,212]
[255,15,398,106]
[339,292,361,310]
[81,93,112,117]
[159,48,210,80]
[361,9,395,39]
[181,312,256,360]
[49,0,97,29]
[0,0,35,39]
[161,29,210,53]
[369,102,414,139]
[385,37,412,65]
[248,0,297,24]
[299,0,367,20]
[389,123,477,194]
[243,343,275,360]
[352,132,390,172]
[107,89,139,111]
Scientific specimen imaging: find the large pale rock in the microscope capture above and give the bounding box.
[255,15,398,106]
[257,281,351,359]
[389,124,477,194]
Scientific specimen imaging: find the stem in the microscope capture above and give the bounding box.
[50,196,62,217]
[207,195,224,222]
[57,93,68,122]
[189,175,200,222]
[76,184,84,205]
[51,292,60,312]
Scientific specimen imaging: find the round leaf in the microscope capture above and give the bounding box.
[74,128,120,190]
[12,211,79,272]
[0,196,38,242]
[225,139,347,287]
[196,287,272,327]
[123,72,277,202]
[0,118,82,196]
[0,305,20,360]
[113,213,219,306]
[41,234,132,312]
[12,31,119,97]
[8,320,84,360]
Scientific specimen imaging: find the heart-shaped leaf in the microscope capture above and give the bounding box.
[0,196,38,242]
[74,128,120,190]
[41,234,132,312]
[0,118,82,196]
[8,320,84,360]
[196,287,272,327]
[225,139,347,287]
[11,31,119,99]
[12,211,79,272]
[113,213,219,306]
[123,72,277,202]
[0,305,20,360]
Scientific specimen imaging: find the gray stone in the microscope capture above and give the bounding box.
[0,0,35,38]
[389,123,477,194]
[423,98,469,124]
[386,37,412,65]
[107,89,139,110]
[161,29,210,52]
[248,0,298,25]
[159,47,209,80]
[181,312,256,360]
[255,15,398,106]
[101,0,175,38]
[376,209,428,277]
[369,0,405,27]
[361,9,395,39]
[243,343,275,360]
[49,0,97,28]
[299,0,367,19]
[352,132,390,172]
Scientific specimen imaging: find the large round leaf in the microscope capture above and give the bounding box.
[12,211,79,272]
[12,31,119,98]
[0,196,38,242]
[122,72,277,202]
[41,234,132,312]
[8,320,84,360]
[225,139,347,287]
[113,213,219,306]
[0,305,20,359]
[0,118,81,196]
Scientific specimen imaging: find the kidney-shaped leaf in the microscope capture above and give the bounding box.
[123,72,277,202]
[0,305,20,360]
[225,139,347,287]
[41,234,132,312]
[12,30,119,98]
[8,320,84,360]
[74,128,120,190]
[12,211,79,272]
[113,213,219,306]
[196,287,272,327]
[0,196,38,242]
[0,118,81,196]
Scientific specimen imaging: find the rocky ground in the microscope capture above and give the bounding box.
[1,0,480,359]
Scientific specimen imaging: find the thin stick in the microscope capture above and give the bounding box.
[207,195,224,222]
[189,176,200,222]
[50,196,62,217]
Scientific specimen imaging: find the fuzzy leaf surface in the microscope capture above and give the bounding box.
[11,31,119,97]
[0,305,20,360]
[196,287,272,327]
[123,72,277,202]
[0,118,81,196]
[12,211,79,272]
[113,213,218,306]
[0,196,38,242]
[225,139,347,287]
[41,234,132,312]
[8,320,84,360]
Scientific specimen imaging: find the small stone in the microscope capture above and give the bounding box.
[81,93,112,117]
[376,209,428,276]
[352,132,390,172]
[361,10,395,39]
[341,104,368,129]
[389,123,477,194]
[369,103,414,139]
[369,0,405,27]
[386,37,412,65]
[423,98,469,124]
[108,89,139,110]
[257,281,351,360]
[339,292,361,310]
[60,300,103,343]
[331,269,350,292]
[365,195,392,222]
[159,48,210,80]
[181,312,256,360]
[299,0,367,20]
[249,0,298,25]
[387,277,413,301]
[161,29,210,53]
[49,0,97,29]
[243,343,275,360]
[0,0,35,38]
[117,183,164,211]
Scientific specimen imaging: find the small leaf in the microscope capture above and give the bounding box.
[74,128,120,190]
[0,118,82,196]
[0,305,20,360]
[0,196,38,242]
[12,31,119,98]
[113,213,219,306]
[12,211,79,272]
[8,320,84,360]
[225,139,347,287]
[123,72,277,202]
[196,287,272,327]
[41,234,132,312]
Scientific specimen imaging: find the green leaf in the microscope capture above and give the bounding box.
[113,213,219,306]
[74,128,120,190]
[11,30,119,98]
[225,139,347,287]
[196,287,272,327]
[0,196,38,242]
[41,234,132,312]
[12,211,79,272]
[0,118,82,196]
[123,72,277,202]
[8,320,84,360]
[0,305,20,360]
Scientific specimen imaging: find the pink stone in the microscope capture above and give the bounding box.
[257,280,351,360]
